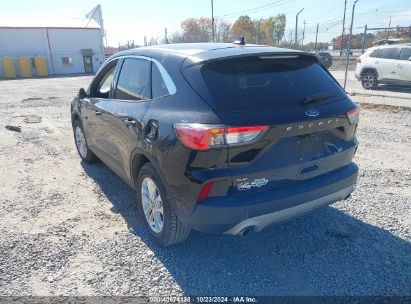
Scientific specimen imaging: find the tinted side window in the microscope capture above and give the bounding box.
[399,48,411,60]
[369,49,383,58]
[381,48,399,59]
[97,66,115,98]
[152,63,170,98]
[115,58,151,101]
[91,60,118,98]
[370,48,398,59]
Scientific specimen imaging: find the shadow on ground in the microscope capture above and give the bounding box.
[374,84,411,94]
[81,162,411,296]
[0,73,94,82]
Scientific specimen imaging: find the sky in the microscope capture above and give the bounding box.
[0,0,410,46]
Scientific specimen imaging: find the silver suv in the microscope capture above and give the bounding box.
[355,44,411,89]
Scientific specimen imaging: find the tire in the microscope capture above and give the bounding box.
[136,163,190,246]
[361,71,378,90]
[73,119,98,163]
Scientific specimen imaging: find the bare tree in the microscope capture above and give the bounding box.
[214,18,231,42]
[230,15,256,43]
[278,29,295,48]
[273,14,286,45]
[169,31,185,43]
[181,17,212,42]
[147,37,159,46]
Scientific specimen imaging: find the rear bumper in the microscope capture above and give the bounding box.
[225,185,354,235]
[180,163,358,234]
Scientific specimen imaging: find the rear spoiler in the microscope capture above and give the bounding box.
[181,50,318,69]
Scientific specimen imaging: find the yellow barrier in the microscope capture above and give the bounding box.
[18,57,33,77]
[34,56,48,77]
[1,57,16,78]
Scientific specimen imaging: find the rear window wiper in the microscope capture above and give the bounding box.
[300,93,334,106]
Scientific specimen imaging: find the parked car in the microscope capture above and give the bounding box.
[71,43,360,246]
[355,44,411,89]
[313,50,333,68]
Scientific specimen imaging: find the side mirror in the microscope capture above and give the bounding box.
[408,56,411,61]
[78,88,88,99]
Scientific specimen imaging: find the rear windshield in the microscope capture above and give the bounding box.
[183,55,345,112]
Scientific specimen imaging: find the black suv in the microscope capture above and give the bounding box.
[313,50,333,69]
[71,43,359,246]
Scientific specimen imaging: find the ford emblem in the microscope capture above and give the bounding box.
[305,108,319,117]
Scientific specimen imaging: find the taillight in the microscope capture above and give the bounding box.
[226,126,268,144]
[356,57,361,63]
[174,124,225,150]
[346,107,360,124]
[174,123,268,150]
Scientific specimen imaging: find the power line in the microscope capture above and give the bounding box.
[215,0,293,18]
[304,17,342,32]
[356,0,409,15]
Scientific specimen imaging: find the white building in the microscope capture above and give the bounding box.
[0,5,105,77]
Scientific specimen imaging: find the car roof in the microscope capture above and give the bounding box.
[148,43,238,55]
[363,44,411,55]
[370,43,411,49]
[112,43,308,64]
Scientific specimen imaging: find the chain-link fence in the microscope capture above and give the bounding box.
[301,6,411,108]
[339,27,411,107]
[228,10,410,107]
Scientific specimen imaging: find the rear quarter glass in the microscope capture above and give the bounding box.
[183,55,346,112]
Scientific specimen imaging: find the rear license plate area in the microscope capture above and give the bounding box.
[296,134,324,161]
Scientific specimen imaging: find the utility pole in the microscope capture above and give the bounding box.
[211,0,215,42]
[386,16,392,42]
[295,8,304,47]
[165,28,169,44]
[314,23,319,50]
[344,0,360,90]
[302,20,306,49]
[361,24,367,54]
[340,0,347,55]
[256,19,261,44]
[144,36,147,47]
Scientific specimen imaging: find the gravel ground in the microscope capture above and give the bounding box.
[0,76,410,296]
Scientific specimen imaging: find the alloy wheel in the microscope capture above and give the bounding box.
[141,177,164,233]
[75,126,88,158]
[362,74,375,89]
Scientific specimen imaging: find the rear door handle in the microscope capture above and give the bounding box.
[95,111,102,116]
[123,119,137,127]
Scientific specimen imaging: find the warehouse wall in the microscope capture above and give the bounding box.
[47,28,104,74]
[0,27,104,77]
[0,28,48,77]
[0,28,46,55]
